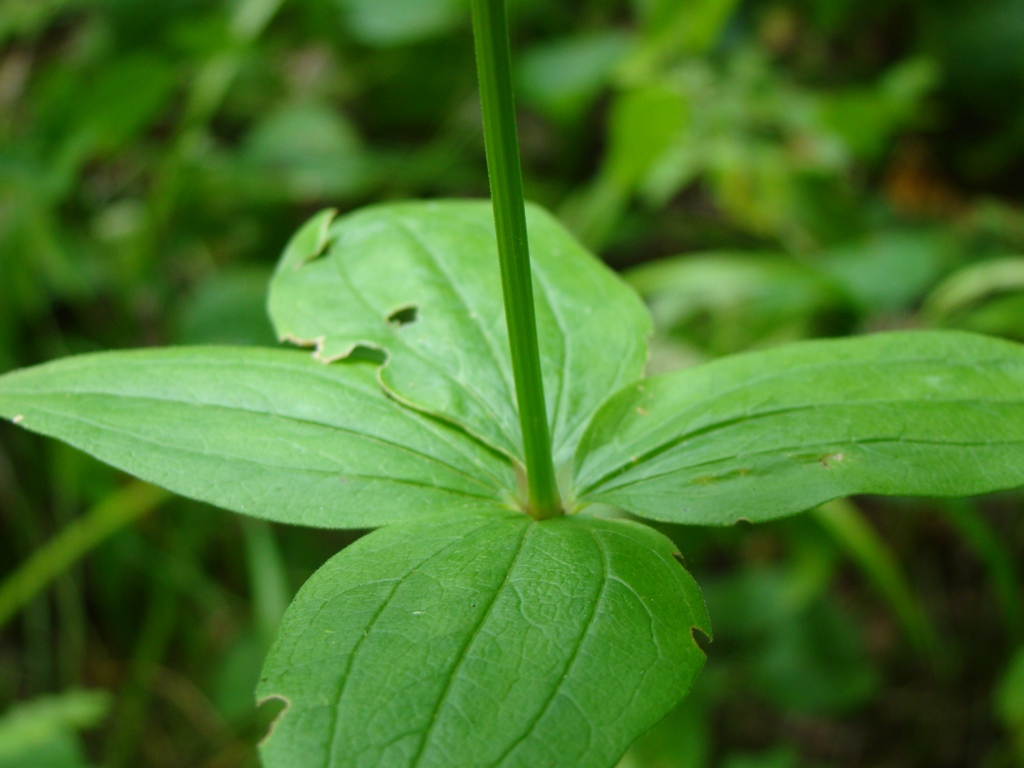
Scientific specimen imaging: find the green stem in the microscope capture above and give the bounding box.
[814,500,941,662]
[470,0,561,520]
[940,499,1024,643]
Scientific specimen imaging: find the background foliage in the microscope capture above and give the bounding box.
[1,0,1023,765]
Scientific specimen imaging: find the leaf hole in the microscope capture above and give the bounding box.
[691,624,713,652]
[345,345,387,365]
[255,694,290,747]
[387,305,419,328]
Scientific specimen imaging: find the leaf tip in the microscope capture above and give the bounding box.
[279,208,340,273]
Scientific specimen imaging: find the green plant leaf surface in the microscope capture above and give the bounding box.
[625,251,852,356]
[0,689,109,768]
[517,31,634,124]
[924,256,1024,321]
[0,347,515,528]
[268,201,651,467]
[339,0,466,47]
[258,511,709,768]
[574,331,1024,524]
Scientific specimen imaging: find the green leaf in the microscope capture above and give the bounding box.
[924,256,1024,320]
[818,229,950,313]
[816,57,938,162]
[0,690,109,768]
[66,54,176,159]
[258,512,709,768]
[997,646,1024,760]
[813,500,939,657]
[0,347,515,528]
[517,31,634,124]
[237,103,374,201]
[0,0,77,46]
[621,695,709,768]
[175,266,278,347]
[704,566,878,714]
[269,201,651,467]
[560,83,689,249]
[631,0,742,58]
[339,0,466,47]
[603,85,688,191]
[626,252,851,356]
[574,331,1024,524]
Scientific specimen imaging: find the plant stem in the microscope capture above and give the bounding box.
[814,500,941,662]
[470,0,561,519]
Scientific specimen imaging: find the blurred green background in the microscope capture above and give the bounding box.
[1,0,1024,766]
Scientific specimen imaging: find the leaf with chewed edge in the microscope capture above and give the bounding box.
[0,347,516,528]
[268,201,651,468]
[258,511,710,768]
[574,331,1024,524]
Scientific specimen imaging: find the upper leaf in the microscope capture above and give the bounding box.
[0,347,515,528]
[574,331,1024,524]
[258,512,710,768]
[268,201,651,467]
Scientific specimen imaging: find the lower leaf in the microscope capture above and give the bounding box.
[258,512,710,768]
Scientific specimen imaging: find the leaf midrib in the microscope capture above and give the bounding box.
[3,351,518,492]
[407,522,534,768]
[579,395,1024,495]
[388,211,522,452]
[321,517,520,768]
[323,214,523,461]
[593,434,1024,496]
[490,526,608,767]
[8,389,508,496]
[16,401,508,501]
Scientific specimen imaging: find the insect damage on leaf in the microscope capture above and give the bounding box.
[255,695,290,747]
[268,201,652,466]
[387,305,420,327]
[819,452,846,468]
[574,330,1024,526]
[0,348,518,528]
[258,513,711,768]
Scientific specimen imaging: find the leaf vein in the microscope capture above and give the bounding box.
[492,526,608,767]
[408,522,534,767]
